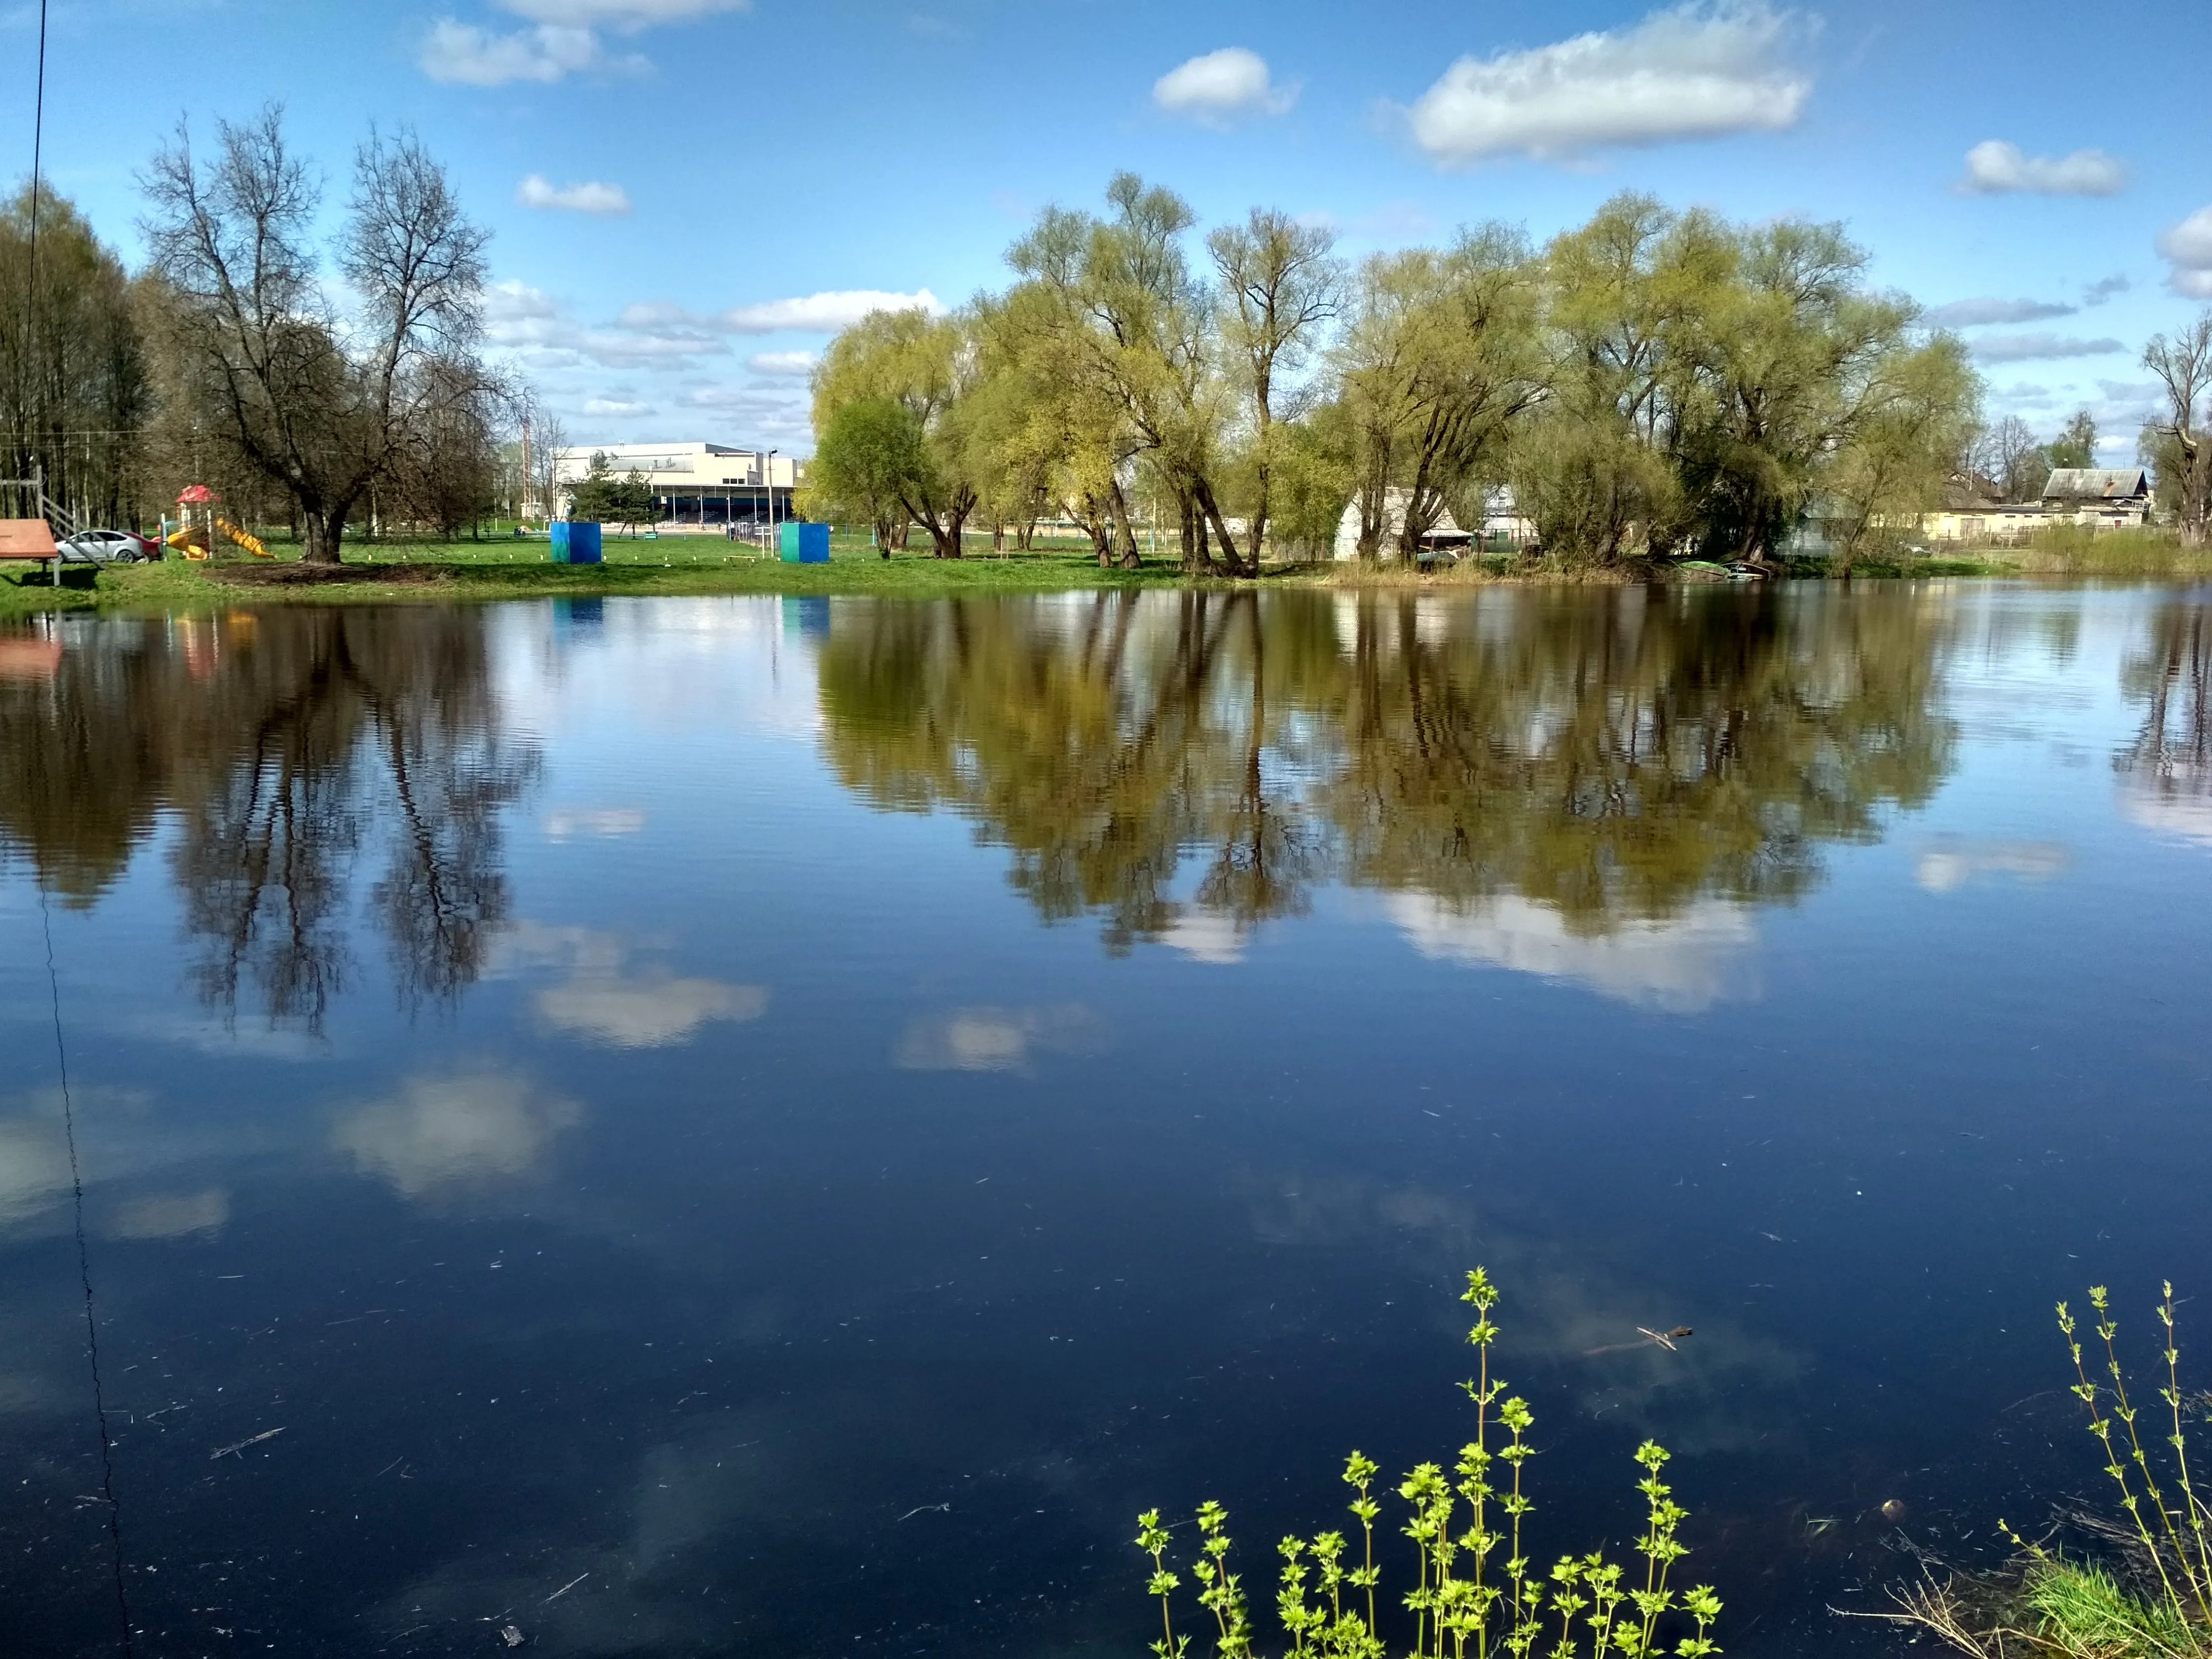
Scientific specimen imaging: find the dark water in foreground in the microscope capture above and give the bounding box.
[1,584,2208,1657]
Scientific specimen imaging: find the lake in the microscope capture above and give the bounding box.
[2,583,2208,1657]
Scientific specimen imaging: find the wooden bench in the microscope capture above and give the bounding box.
[0,518,60,581]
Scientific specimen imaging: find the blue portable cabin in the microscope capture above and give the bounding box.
[550,521,603,564]
[777,521,829,563]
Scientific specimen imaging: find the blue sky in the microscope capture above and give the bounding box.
[7,0,2208,456]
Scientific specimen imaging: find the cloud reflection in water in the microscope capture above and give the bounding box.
[332,1073,581,1197]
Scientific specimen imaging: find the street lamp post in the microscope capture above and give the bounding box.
[765,448,779,552]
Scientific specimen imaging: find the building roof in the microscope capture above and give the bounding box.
[1940,473,2005,512]
[2042,467,2150,502]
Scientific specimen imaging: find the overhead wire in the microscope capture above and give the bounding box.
[29,8,134,1648]
[39,884,133,1655]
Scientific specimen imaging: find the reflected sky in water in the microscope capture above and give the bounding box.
[1,585,2208,1657]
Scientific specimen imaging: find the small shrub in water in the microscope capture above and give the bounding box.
[1893,1281,2212,1657]
[1137,1268,1720,1658]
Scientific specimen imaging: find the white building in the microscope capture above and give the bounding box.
[554,442,803,531]
[1331,488,1473,561]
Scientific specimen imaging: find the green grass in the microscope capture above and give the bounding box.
[1995,525,2212,579]
[7,521,2208,622]
[0,537,1212,619]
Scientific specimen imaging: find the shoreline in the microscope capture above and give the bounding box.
[0,543,2194,619]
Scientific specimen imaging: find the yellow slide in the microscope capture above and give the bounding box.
[166,518,271,559]
[217,517,271,557]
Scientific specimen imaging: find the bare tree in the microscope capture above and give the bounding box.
[2144,315,2212,545]
[1981,414,2047,503]
[140,107,490,564]
[522,396,567,524]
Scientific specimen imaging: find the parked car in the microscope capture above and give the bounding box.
[57,529,155,564]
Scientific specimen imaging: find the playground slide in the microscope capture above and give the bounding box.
[218,518,271,557]
[166,519,272,559]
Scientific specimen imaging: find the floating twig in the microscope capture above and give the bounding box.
[542,1573,589,1604]
[210,1426,285,1461]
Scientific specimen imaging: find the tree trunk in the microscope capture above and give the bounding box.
[301,505,344,566]
[1107,480,1143,569]
[1178,492,1218,576]
[1195,482,1254,580]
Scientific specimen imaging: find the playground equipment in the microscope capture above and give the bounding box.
[166,486,271,559]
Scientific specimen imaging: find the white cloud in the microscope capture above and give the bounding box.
[543,807,647,840]
[2082,273,2129,305]
[484,280,727,369]
[1160,912,1249,965]
[499,0,747,26]
[720,290,944,334]
[2157,207,2212,297]
[518,173,632,214]
[582,396,657,417]
[105,1188,230,1239]
[0,1115,69,1228]
[482,920,767,1045]
[1388,893,1760,1012]
[1959,140,2126,197]
[745,350,816,376]
[424,0,741,85]
[1405,2,1810,167]
[1922,296,2074,329]
[420,19,606,85]
[1913,837,2069,893]
[1152,48,1297,124]
[1970,332,2124,363]
[2120,772,2212,848]
[535,975,767,1046]
[332,1073,580,1197]
[616,290,943,336]
[893,1004,1105,1072]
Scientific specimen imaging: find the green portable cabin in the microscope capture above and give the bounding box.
[778,521,829,563]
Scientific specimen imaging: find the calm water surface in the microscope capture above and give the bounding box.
[2,584,2208,1657]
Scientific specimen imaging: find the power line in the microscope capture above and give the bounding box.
[26,0,49,497]
[39,884,133,1657]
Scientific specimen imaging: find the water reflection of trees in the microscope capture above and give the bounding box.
[0,609,536,1027]
[2117,602,2210,837]
[2119,603,2209,785]
[819,588,1956,952]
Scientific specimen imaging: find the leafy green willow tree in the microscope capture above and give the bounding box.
[1200,207,1344,572]
[1333,228,1546,561]
[1671,219,1941,565]
[1008,177,1228,574]
[808,306,978,557]
[809,181,1979,572]
[806,396,921,556]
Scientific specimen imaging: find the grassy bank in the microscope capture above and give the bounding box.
[0,539,1197,619]
[5,525,2206,620]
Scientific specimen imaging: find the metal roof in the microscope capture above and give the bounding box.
[2042,467,2150,500]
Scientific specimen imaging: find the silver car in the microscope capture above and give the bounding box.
[57,529,155,564]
